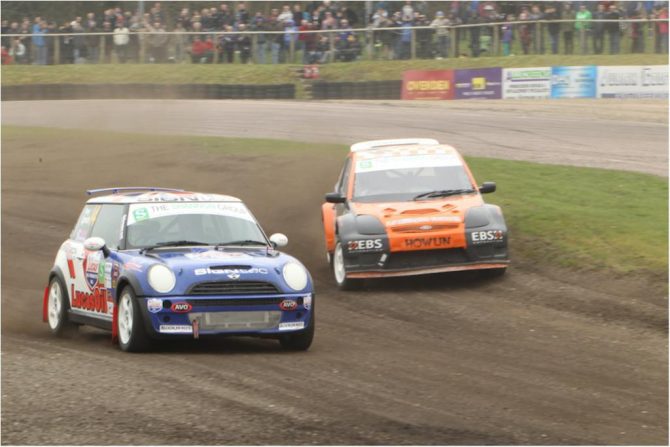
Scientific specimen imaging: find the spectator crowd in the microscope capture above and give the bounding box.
[1,1,668,66]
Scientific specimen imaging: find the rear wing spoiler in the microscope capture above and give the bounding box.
[86,187,184,195]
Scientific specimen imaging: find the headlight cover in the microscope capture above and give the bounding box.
[282,262,308,291]
[147,264,176,294]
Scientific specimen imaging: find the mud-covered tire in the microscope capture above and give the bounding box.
[117,287,151,352]
[279,313,315,351]
[46,276,77,336]
[332,241,362,291]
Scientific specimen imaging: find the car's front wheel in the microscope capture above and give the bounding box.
[47,276,77,336]
[332,241,362,291]
[117,287,151,352]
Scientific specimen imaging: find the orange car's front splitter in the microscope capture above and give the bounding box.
[347,262,509,279]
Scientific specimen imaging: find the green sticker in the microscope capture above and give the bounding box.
[133,208,149,222]
[98,261,106,282]
[360,160,373,169]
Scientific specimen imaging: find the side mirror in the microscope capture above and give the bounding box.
[84,236,110,257]
[325,192,346,204]
[269,233,288,248]
[479,182,496,194]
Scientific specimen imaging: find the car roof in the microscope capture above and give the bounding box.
[86,190,242,204]
[352,143,461,161]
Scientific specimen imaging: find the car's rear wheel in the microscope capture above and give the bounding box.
[333,241,362,291]
[279,313,315,351]
[117,287,151,352]
[47,276,77,336]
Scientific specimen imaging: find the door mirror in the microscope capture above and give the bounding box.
[479,182,496,194]
[84,237,110,257]
[325,192,346,204]
[269,233,288,248]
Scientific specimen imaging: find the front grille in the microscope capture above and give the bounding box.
[187,297,297,307]
[187,281,280,296]
[385,248,468,270]
[189,311,281,331]
[391,224,458,233]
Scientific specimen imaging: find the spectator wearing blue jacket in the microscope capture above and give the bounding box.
[32,17,47,65]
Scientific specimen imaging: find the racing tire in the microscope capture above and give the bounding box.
[480,267,507,279]
[117,287,151,353]
[332,241,362,291]
[46,276,77,336]
[279,312,314,351]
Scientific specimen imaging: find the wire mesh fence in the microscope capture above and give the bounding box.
[2,19,668,66]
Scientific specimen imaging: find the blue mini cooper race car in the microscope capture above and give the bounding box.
[43,187,314,352]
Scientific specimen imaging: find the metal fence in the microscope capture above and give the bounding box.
[2,18,668,65]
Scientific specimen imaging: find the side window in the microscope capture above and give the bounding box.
[70,205,101,242]
[336,157,352,196]
[89,205,126,250]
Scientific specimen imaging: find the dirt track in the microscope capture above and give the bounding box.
[1,100,668,445]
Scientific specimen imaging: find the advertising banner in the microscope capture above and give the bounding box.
[502,67,551,99]
[551,66,597,98]
[402,70,454,100]
[597,65,668,99]
[454,67,503,100]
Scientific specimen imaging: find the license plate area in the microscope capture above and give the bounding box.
[188,311,281,331]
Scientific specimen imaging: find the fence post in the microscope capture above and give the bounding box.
[99,35,105,62]
[367,29,373,60]
[289,33,295,63]
[213,34,220,63]
[54,35,60,65]
[139,33,146,63]
[252,33,258,63]
[492,23,500,56]
[410,28,416,59]
[329,31,335,62]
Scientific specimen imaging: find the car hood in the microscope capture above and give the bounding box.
[352,194,484,230]
[122,247,311,296]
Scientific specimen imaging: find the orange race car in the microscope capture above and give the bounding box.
[321,139,509,289]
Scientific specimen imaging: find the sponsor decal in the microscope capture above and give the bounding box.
[470,230,504,244]
[111,263,120,288]
[387,216,461,227]
[171,302,192,313]
[71,284,108,313]
[104,261,112,289]
[123,261,143,272]
[159,324,193,334]
[279,299,298,311]
[194,267,268,276]
[278,321,305,331]
[355,154,462,173]
[405,236,451,249]
[454,68,503,99]
[551,66,597,99]
[127,202,255,225]
[186,251,247,261]
[302,295,312,310]
[147,298,163,313]
[597,65,668,99]
[503,67,551,99]
[348,238,383,252]
[84,251,103,290]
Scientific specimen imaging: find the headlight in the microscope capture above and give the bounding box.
[147,264,176,294]
[282,262,308,291]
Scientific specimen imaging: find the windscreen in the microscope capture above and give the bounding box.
[353,153,474,202]
[125,202,266,249]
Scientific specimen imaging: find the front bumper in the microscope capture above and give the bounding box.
[343,245,509,279]
[138,293,313,338]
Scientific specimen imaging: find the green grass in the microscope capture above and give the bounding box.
[3,125,667,276]
[2,54,666,86]
[466,156,668,276]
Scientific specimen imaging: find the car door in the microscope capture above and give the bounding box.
[69,204,125,320]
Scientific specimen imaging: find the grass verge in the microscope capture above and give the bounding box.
[3,125,667,277]
[2,54,666,86]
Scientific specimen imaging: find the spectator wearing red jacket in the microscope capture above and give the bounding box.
[656,6,669,54]
[190,36,213,63]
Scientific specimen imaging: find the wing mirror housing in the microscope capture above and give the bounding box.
[84,236,110,257]
[325,192,346,203]
[269,233,288,248]
[479,182,496,194]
